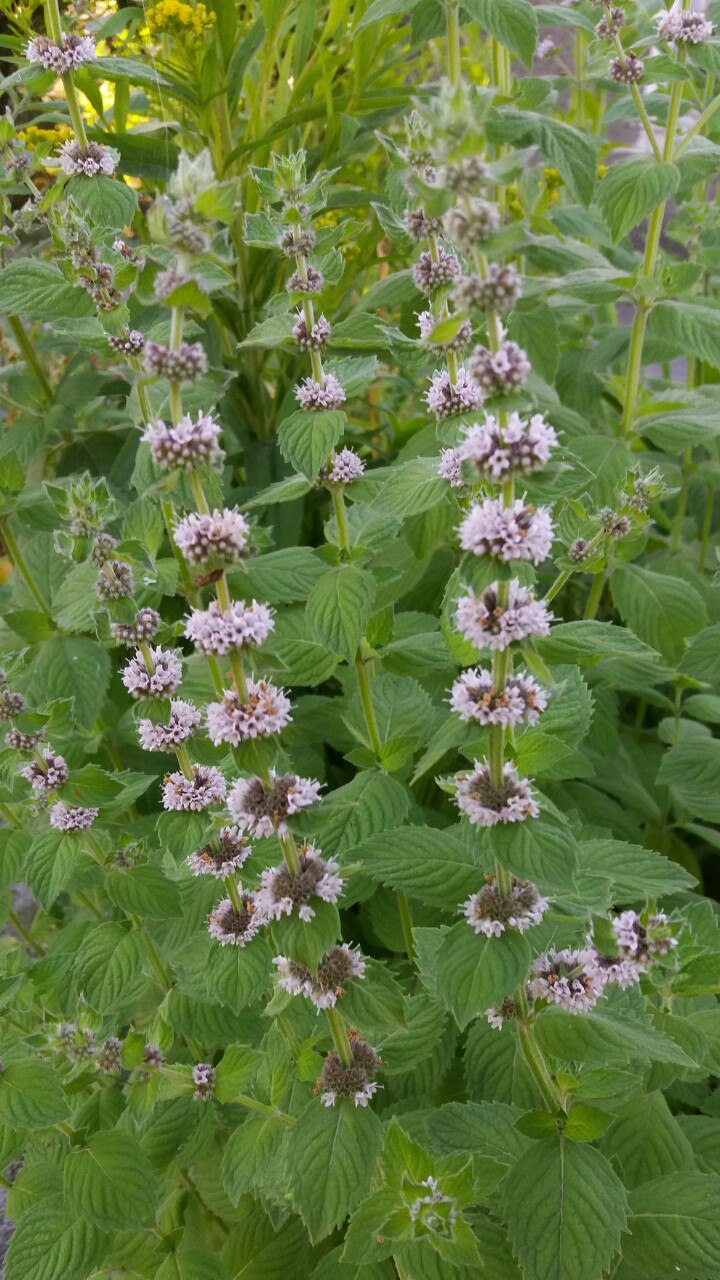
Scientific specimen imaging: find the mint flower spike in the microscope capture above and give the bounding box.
[173,508,249,565]
[50,802,98,831]
[529,948,603,1014]
[141,413,223,470]
[21,749,68,792]
[454,581,552,651]
[450,668,546,727]
[121,647,182,698]
[462,876,548,936]
[205,680,292,745]
[458,497,554,564]
[161,765,227,812]
[26,32,96,72]
[136,700,200,751]
[184,599,274,656]
[227,771,323,836]
[454,760,538,827]
[274,944,366,1009]
[295,372,346,410]
[316,1032,380,1107]
[187,827,252,879]
[426,367,482,419]
[207,892,260,947]
[57,140,116,177]
[254,844,342,922]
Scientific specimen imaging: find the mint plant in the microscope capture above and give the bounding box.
[1,1,720,1278]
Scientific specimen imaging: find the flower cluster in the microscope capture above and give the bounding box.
[451,412,558,482]
[274,944,365,1009]
[458,498,554,563]
[468,342,531,395]
[657,9,714,43]
[141,413,223,469]
[205,680,292,745]
[254,844,342,922]
[463,876,548,936]
[173,509,248,565]
[316,1032,380,1107]
[184,599,274,655]
[57,140,116,178]
[228,771,322,836]
[450,668,546,727]
[454,761,539,827]
[455,582,552,651]
[26,33,96,72]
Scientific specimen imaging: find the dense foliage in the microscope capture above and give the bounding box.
[1,0,720,1277]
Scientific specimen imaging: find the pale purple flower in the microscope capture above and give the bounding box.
[317,1033,380,1107]
[287,265,323,293]
[97,1036,122,1073]
[95,561,133,600]
[121,647,182,699]
[162,764,227,812]
[141,413,223,470]
[295,373,346,410]
[444,199,499,249]
[584,945,643,991]
[22,750,68,793]
[454,264,521,314]
[458,498,554,564]
[184,599,273,655]
[144,341,207,381]
[50,803,98,831]
[454,760,538,826]
[274,943,365,1009]
[111,608,161,646]
[486,997,516,1030]
[529,948,603,1013]
[444,155,486,194]
[153,267,192,301]
[228,771,323,836]
[279,226,316,257]
[321,448,365,485]
[610,53,644,82]
[413,246,460,295]
[469,343,531,395]
[455,581,552,651]
[205,681,292,746]
[6,727,44,752]
[426,368,483,419]
[458,413,558,480]
[595,8,624,38]
[293,313,331,350]
[26,32,96,71]
[657,9,714,42]
[255,845,342,923]
[462,876,548,936]
[0,690,25,722]
[450,669,546,727]
[187,827,251,878]
[405,207,443,242]
[207,892,260,947]
[192,1063,215,1100]
[418,310,471,354]
[612,909,679,962]
[137,700,200,751]
[57,140,116,177]
[438,446,466,487]
[173,508,249,565]
[107,328,144,357]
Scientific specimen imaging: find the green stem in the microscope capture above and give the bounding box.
[279,829,301,876]
[543,568,571,605]
[674,89,720,157]
[516,1015,566,1113]
[7,317,54,403]
[446,0,461,85]
[8,910,45,955]
[187,469,211,516]
[326,1005,354,1067]
[331,486,351,555]
[175,743,195,781]
[0,517,52,618]
[131,914,173,990]
[700,485,713,571]
[224,876,243,912]
[60,73,88,147]
[355,655,382,758]
[396,891,415,962]
[583,568,606,620]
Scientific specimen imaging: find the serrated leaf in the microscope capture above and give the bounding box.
[623,1173,720,1279]
[0,260,93,321]
[74,922,147,1014]
[204,937,274,1014]
[287,1102,383,1241]
[64,1129,159,1229]
[598,159,680,243]
[306,566,376,662]
[31,636,111,728]
[68,174,139,229]
[0,1060,68,1129]
[488,820,578,892]
[436,923,531,1029]
[313,771,410,855]
[501,1137,627,1280]
[611,564,707,663]
[534,1008,698,1067]
[106,864,182,918]
[464,0,537,68]
[534,620,659,664]
[4,1196,106,1280]
[355,825,480,907]
[25,830,81,907]
[656,738,720,821]
[601,1093,695,1188]
[278,409,346,481]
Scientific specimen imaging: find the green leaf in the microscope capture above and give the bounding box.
[464,0,537,68]
[156,1250,229,1280]
[306,566,376,662]
[204,937,274,1014]
[598,159,680,243]
[106,864,182,918]
[356,0,422,28]
[0,260,93,321]
[64,1129,159,1230]
[534,620,660,664]
[536,117,596,206]
[601,1093,695,1188]
[656,738,720,821]
[31,636,111,729]
[278,409,346,481]
[501,1137,627,1280]
[287,1101,383,1241]
[649,300,720,366]
[0,1060,68,1129]
[611,564,707,663]
[355,825,480,907]
[488,820,578,892]
[4,1196,106,1280]
[314,771,410,855]
[73,922,147,1014]
[221,1204,313,1279]
[623,1174,720,1279]
[25,830,81,908]
[68,175,139,229]
[238,547,325,604]
[222,1114,288,1204]
[534,1009,698,1067]
[436,923,531,1029]
[578,838,696,897]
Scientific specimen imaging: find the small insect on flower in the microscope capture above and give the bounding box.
[184,598,274,655]
[455,581,552,651]
[162,764,227,812]
[187,827,252,878]
[316,1032,380,1107]
[458,498,554,564]
[255,844,342,922]
[207,892,260,947]
[462,875,548,936]
[454,760,539,827]
[228,771,323,836]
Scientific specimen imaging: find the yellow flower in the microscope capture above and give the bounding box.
[18,124,73,148]
[146,0,216,37]
[506,186,524,220]
[543,167,563,190]
[597,164,608,179]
